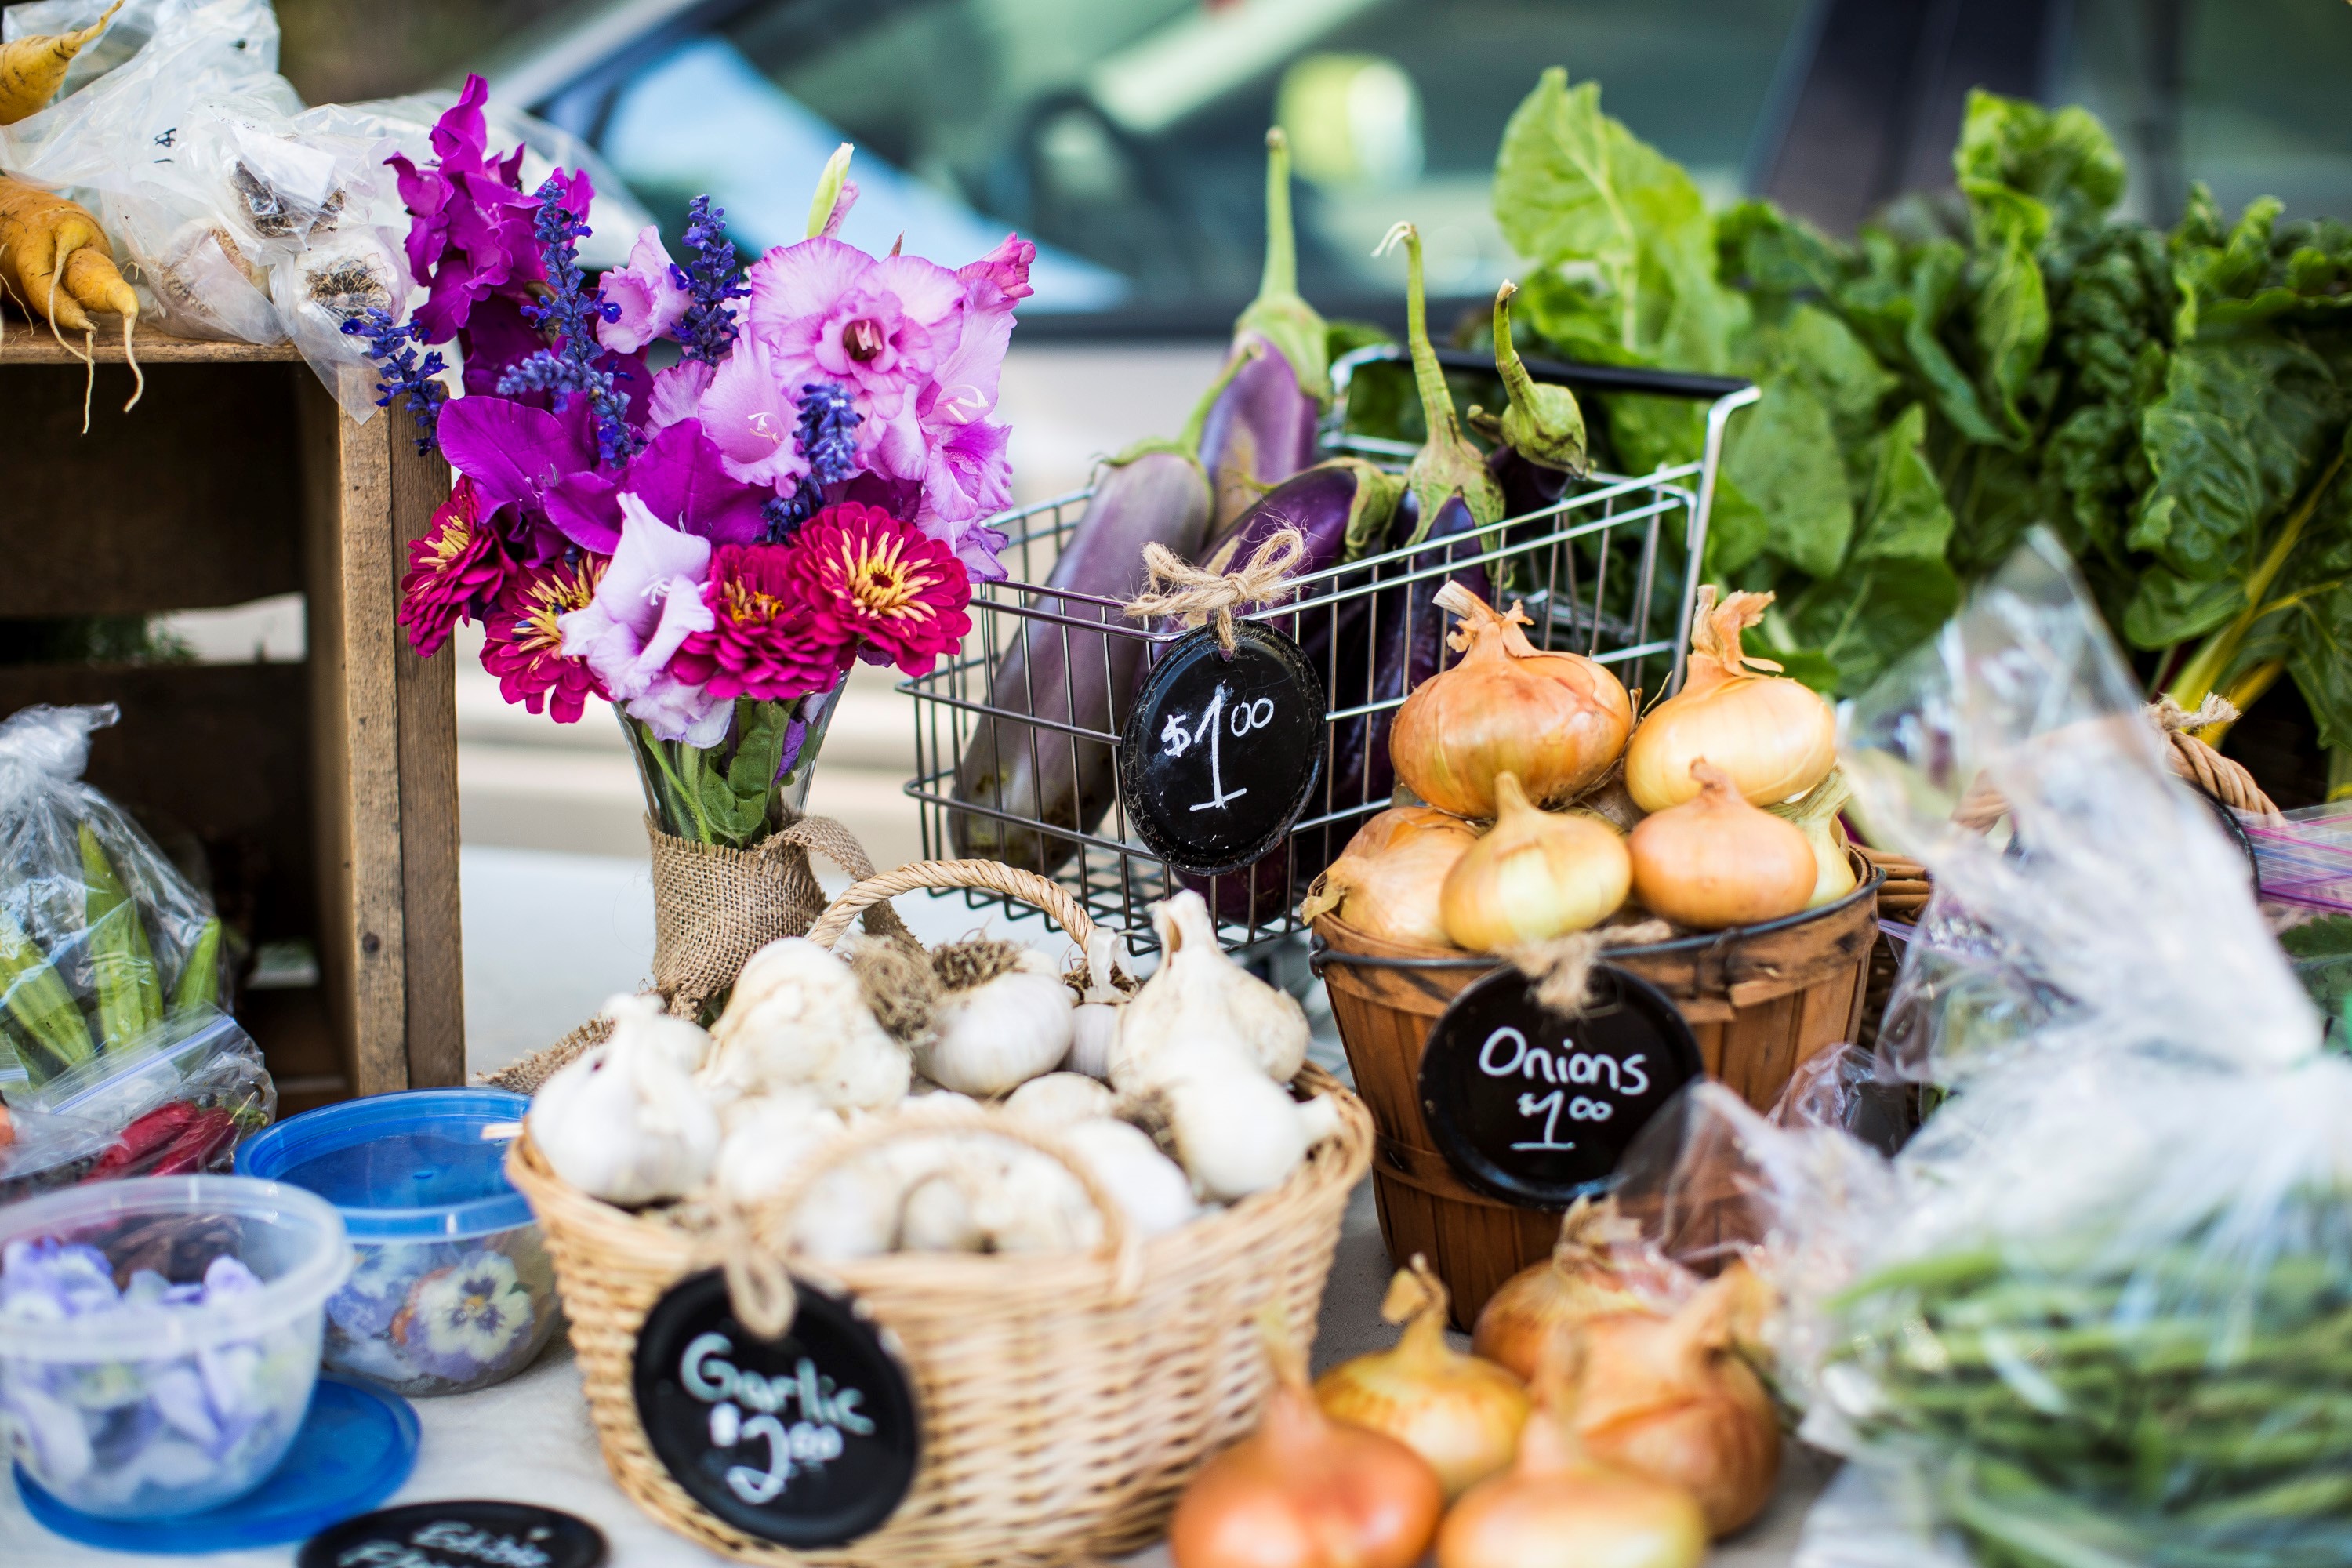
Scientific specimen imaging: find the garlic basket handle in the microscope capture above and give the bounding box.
[714,1101,1146,1341]
[807,858,1099,952]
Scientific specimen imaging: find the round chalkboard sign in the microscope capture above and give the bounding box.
[1116,622,1327,877]
[632,1270,919,1550]
[300,1502,605,1568]
[1418,964,1704,1208]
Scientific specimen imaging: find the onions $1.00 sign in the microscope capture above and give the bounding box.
[1116,622,1327,877]
[1417,964,1702,1207]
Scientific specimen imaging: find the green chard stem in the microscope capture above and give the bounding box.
[2171,447,2349,713]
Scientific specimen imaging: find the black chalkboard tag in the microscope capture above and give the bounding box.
[1418,964,1703,1208]
[1116,622,1328,877]
[631,1270,919,1549]
[299,1502,604,1568]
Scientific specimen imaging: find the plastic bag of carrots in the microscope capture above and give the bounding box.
[0,703,234,1098]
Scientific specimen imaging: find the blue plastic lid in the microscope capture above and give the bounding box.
[18,1377,420,1552]
[237,1089,534,1241]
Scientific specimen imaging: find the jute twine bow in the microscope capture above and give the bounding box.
[1122,524,1308,652]
[1507,920,1674,1018]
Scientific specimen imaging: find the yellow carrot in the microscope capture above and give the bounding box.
[0,0,122,125]
[0,175,142,419]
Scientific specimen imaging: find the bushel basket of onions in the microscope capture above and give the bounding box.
[503,857,1373,1568]
[1303,584,1881,1323]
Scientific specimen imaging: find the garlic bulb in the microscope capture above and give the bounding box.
[1062,1117,1201,1236]
[529,997,720,1206]
[713,1091,848,1204]
[1004,1072,1120,1128]
[602,991,715,1073]
[893,1134,1102,1254]
[1132,1030,1341,1203]
[701,938,910,1112]
[916,948,1075,1096]
[1112,891,1309,1088]
[792,1156,909,1261]
[1065,930,1126,1080]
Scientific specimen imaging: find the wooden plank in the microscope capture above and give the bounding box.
[302,381,409,1097]
[0,360,303,615]
[388,423,466,1088]
[0,325,305,365]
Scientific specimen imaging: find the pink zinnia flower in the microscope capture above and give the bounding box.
[480,556,608,724]
[673,545,849,703]
[398,477,510,657]
[746,238,965,425]
[696,336,811,493]
[597,227,692,355]
[784,503,971,677]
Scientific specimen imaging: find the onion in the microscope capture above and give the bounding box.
[1439,773,1629,952]
[1392,582,1633,818]
[1573,1263,1782,1537]
[1472,1196,1692,1383]
[1314,1255,1530,1499]
[1301,807,1479,949]
[1624,587,1835,812]
[1436,1370,1706,1568]
[1170,1314,1444,1568]
[1628,761,1815,931]
[1767,768,1857,909]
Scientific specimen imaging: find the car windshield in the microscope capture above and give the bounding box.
[509,0,1810,316]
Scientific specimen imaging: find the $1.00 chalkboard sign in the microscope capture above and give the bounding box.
[632,1270,919,1550]
[1116,622,1327,877]
[1418,964,1703,1208]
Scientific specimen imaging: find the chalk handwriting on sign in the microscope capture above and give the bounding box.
[682,1332,875,1505]
[337,1523,553,1568]
[300,1502,606,1568]
[1157,684,1279,812]
[1475,1026,1652,1150]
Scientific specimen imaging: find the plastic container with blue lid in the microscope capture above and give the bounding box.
[238,1091,560,1397]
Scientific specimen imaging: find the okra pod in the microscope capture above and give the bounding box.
[169,916,223,1017]
[81,822,161,1047]
[0,906,93,1078]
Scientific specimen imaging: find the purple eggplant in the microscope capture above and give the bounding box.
[952,443,1214,875]
[1196,129,1328,534]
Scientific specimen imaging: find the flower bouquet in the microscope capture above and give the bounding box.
[354,78,1025,1012]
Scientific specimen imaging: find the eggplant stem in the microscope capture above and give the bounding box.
[1258,127,1299,303]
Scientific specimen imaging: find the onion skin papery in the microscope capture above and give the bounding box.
[1624,586,1835,812]
[1436,1370,1706,1568]
[1573,1264,1783,1538]
[1392,581,1632,818]
[1170,1316,1443,1568]
[1628,761,1815,931]
[1767,769,1857,909]
[1300,807,1479,949]
[1314,1255,1530,1500]
[1472,1196,1692,1383]
[1439,772,1630,952]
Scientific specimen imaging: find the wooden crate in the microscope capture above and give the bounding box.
[0,330,462,1108]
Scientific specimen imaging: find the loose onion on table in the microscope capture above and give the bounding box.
[1472,1196,1691,1382]
[1169,1314,1443,1568]
[1439,772,1629,952]
[1628,761,1816,931]
[1624,586,1835,813]
[1314,1255,1530,1499]
[1573,1262,1783,1537]
[1300,807,1479,949]
[1767,768,1857,909]
[1391,582,1633,818]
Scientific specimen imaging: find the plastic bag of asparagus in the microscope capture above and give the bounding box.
[0,704,231,1098]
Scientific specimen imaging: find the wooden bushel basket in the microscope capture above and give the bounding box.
[1311,855,1881,1326]
[507,859,1374,1568]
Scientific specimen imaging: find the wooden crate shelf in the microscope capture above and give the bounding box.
[0,328,463,1101]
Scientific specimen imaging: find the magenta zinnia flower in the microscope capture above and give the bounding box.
[784,503,971,677]
[481,556,608,724]
[673,545,851,702]
[398,477,509,657]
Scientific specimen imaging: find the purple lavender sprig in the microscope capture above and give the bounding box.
[499,178,641,465]
[341,308,449,455]
[670,195,749,366]
[763,382,864,539]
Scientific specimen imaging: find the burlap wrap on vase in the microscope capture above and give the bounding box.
[484,811,906,1094]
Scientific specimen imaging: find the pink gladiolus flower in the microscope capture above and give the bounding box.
[696,336,812,493]
[673,544,850,703]
[558,494,729,744]
[480,556,608,724]
[920,418,1013,531]
[397,477,510,657]
[747,238,966,425]
[645,361,714,431]
[598,227,693,355]
[784,502,971,677]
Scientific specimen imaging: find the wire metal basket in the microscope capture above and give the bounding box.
[901,345,1759,953]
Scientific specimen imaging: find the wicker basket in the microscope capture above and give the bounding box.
[506,858,1375,1568]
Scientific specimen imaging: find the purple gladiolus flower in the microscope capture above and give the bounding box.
[559,494,728,744]
[544,419,769,554]
[598,226,692,356]
[390,75,543,346]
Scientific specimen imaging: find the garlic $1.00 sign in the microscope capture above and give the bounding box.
[1417,965,1700,1207]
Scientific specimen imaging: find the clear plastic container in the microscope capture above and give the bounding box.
[235,1090,559,1397]
[0,1175,350,1519]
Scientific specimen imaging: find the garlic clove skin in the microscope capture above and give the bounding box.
[1065,1003,1120,1080]
[1062,1117,1200,1236]
[1004,1072,1120,1128]
[713,1092,848,1204]
[916,967,1076,1097]
[529,1029,720,1207]
[1112,892,1309,1090]
[700,938,911,1112]
[601,991,715,1074]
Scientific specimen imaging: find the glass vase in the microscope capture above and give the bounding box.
[618,678,849,849]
